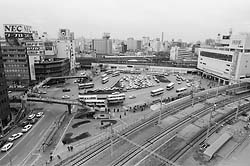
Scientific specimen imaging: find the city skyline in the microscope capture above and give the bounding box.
[0,0,250,42]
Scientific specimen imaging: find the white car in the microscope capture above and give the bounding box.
[177,81,182,84]
[186,83,192,87]
[22,124,33,133]
[36,112,44,118]
[1,142,13,152]
[28,114,36,120]
[8,133,23,141]
[129,95,136,99]
[62,95,70,99]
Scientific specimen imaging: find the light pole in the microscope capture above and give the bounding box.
[205,103,216,145]
[158,94,164,125]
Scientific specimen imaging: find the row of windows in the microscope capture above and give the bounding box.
[3,59,27,63]
[5,74,29,78]
[2,49,25,52]
[2,54,26,58]
[4,64,27,68]
[5,69,28,73]
[200,51,232,62]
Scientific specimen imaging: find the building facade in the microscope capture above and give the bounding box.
[34,58,70,81]
[0,44,11,127]
[1,44,30,87]
[127,38,142,51]
[92,39,112,55]
[170,46,193,61]
[198,33,250,84]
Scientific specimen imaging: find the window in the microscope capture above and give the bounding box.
[200,51,232,61]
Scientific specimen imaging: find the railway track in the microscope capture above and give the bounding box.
[109,94,247,166]
[55,86,247,166]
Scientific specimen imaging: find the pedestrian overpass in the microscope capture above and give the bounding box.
[23,96,90,114]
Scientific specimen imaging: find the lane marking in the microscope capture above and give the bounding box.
[0,115,45,162]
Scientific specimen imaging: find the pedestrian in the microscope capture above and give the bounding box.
[71,145,74,151]
[50,155,53,162]
[120,115,122,119]
[124,112,126,116]
[57,155,61,160]
[117,108,119,112]
[67,146,70,151]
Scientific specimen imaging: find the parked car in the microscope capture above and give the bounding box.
[1,142,13,152]
[62,95,70,99]
[8,133,23,141]
[0,139,7,148]
[36,112,44,118]
[129,95,136,99]
[30,118,39,124]
[62,88,70,92]
[22,124,32,133]
[20,121,29,127]
[177,81,182,84]
[27,114,36,120]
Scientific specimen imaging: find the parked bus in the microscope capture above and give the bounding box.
[78,95,97,101]
[78,82,94,89]
[166,82,175,90]
[105,70,113,75]
[102,77,109,84]
[84,99,106,108]
[101,74,107,78]
[107,93,125,104]
[176,87,187,93]
[112,71,120,77]
[151,88,164,97]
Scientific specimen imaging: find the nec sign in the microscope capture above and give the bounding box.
[3,24,32,34]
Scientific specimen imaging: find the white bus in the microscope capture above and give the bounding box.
[102,77,109,84]
[151,88,164,97]
[84,99,106,108]
[78,95,97,101]
[101,74,107,78]
[176,87,187,93]
[107,93,125,103]
[112,71,120,77]
[78,82,94,89]
[166,82,175,90]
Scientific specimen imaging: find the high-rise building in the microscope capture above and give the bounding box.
[127,38,142,51]
[0,43,11,127]
[170,46,193,61]
[92,33,112,55]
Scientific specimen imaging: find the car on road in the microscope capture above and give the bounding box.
[0,139,7,148]
[186,83,192,87]
[36,112,44,118]
[62,88,70,92]
[28,114,36,120]
[1,142,13,152]
[30,118,39,124]
[38,91,47,94]
[129,95,136,99]
[20,121,29,127]
[8,133,23,141]
[177,81,182,84]
[22,124,32,133]
[62,95,70,99]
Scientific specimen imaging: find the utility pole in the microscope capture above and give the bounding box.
[235,98,241,120]
[205,104,216,145]
[158,95,163,125]
[110,123,114,157]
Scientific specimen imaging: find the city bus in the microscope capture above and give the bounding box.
[78,95,97,101]
[102,77,109,84]
[101,74,107,78]
[112,71,120,77]
[166,82,175,90]
[107,93,126,104]
[78,82,94,89]
[84,99,106,108]
[176,87,187,93]
[151,88,164,97]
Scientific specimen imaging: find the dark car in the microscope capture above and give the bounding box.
[0,139,7,148]
[30,118,39,124]
[62,88,70,92]
[19,121,29,127]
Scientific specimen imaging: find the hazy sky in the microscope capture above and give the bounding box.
[0,0,250,42]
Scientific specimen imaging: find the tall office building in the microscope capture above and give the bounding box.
[127,38,142,51]
[0,44,11,127]
[92,33,112,55]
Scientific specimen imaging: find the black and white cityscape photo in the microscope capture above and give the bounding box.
[1,0,250,165]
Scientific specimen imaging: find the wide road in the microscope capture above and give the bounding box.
[0,81,76,165]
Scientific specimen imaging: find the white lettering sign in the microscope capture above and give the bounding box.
[3,24,32,33]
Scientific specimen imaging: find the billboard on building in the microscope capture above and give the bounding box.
[59,29,70,40]
[3,24,33,45]
[28,56,36,80]
[26,41,45,55]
